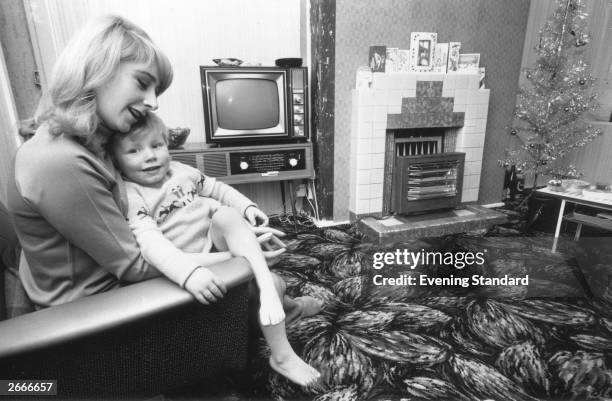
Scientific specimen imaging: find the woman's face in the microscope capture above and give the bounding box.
[96,62,160,134]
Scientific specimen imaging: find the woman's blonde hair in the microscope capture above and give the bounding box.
[36,14,173,140]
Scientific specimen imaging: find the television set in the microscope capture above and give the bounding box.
[200,66,309,145]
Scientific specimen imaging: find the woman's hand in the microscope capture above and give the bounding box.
[262,248,285,267]
[184,267,227,305]
[244,205,269,227]
[250,225,286,238]
[257,232,286,266]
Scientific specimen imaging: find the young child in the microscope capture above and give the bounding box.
[110,112,321,386]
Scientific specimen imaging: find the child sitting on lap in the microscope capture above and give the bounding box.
[110,112,321,386]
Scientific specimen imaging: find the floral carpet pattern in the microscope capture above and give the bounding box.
[234,217,612,401]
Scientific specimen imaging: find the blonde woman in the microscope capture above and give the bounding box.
[9,15,172,306]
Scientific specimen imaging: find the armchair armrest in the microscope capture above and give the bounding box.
[0,257,253,358]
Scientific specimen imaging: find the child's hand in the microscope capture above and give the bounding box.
[184,267,227,305]
[259,291,286,326]
[245,205,269,227]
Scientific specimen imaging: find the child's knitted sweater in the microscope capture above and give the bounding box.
[125,161,255,287]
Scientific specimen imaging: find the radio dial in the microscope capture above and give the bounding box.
[240,161,249,170]
[289,158,298,167]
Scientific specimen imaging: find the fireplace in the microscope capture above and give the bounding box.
[385,129,465,215]
[349,73,490,220]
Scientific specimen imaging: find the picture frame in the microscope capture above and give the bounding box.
[410,32,437,72]
[385,47,400,73]
[457,53,480,73]
[432,43,449,73]
[369,45,387,72]
[447,42,461,72]
[397,49,411,72]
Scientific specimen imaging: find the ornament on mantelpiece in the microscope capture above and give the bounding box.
[479,67,486,88]
[575,38,588,47]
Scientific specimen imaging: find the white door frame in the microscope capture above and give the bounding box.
[0,42,20,204]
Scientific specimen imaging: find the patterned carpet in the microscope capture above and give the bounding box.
[168,215,612,401]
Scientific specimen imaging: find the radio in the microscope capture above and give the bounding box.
[170,142,315,185]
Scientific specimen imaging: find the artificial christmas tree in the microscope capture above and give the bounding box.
[500,0,602,189]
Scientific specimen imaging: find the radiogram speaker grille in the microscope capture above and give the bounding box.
[202,153,228,177]
[171,153,228,177]
[171,154,198,169]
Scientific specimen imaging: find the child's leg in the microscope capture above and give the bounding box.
[247,277,321,386]
[209,207,322,384]
[209,207,285,326]
[270,273,323,325]
[248,275,323,330]
[262,322,321,386]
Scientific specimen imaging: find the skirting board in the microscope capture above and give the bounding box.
[313,219,349,228]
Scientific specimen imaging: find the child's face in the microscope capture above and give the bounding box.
[113,128,170,187]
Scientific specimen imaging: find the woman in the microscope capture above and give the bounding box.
[7,15,171,307]
[7,14,315,322]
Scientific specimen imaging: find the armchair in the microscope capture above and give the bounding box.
[0,202,254,400]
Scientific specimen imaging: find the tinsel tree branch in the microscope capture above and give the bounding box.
[499,0,602,185]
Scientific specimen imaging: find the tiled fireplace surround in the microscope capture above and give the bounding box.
[349,72,490,220]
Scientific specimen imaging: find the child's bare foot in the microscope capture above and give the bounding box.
[295,296,323,318]
[269,352,321,386]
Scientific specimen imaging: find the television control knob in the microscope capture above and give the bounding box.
[240,161,249,170]
[289,158,298,167]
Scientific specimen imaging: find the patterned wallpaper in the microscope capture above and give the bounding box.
[333,0,530,221]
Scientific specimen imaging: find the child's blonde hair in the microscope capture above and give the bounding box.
[126,112,168,143]
[36,14,173,140]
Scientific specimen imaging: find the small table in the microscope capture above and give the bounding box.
[536,187,612,252]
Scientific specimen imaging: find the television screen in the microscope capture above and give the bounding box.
[215,79,280,130]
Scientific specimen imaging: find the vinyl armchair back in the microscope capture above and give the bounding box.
[0,201,254,399]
